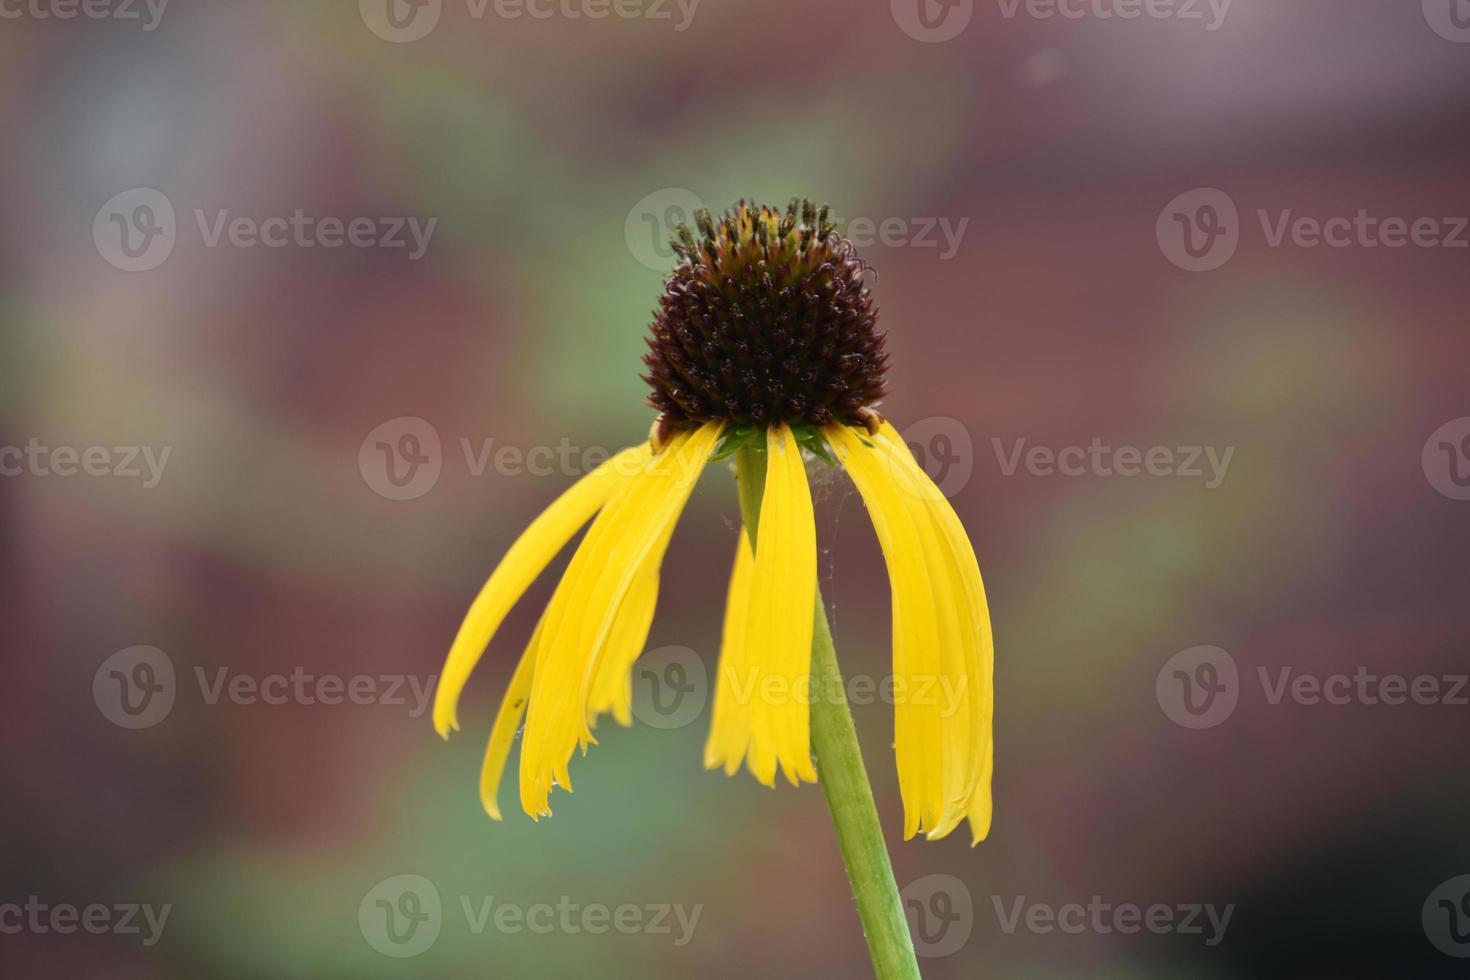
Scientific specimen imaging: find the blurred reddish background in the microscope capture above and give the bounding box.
[2,1,1468,977]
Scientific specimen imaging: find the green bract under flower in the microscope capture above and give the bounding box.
[643,198,889,432]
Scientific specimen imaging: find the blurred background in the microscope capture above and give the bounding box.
[2,1,1469,977]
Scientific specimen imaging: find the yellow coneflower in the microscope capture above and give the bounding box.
[433,199,993,847]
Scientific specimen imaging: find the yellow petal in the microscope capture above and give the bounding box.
[478,614,542,821]
[872,421,994,843]
[864,434,977,839]
[745,423,818,787]
[519,422,722,817]
[968,735,994,845]
[826,423,943,839]
[586,538,665,728]
[433,444,650,738]
[703,528,755,776]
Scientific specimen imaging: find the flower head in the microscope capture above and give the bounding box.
[644,199,888,430]
[435,200,994,844]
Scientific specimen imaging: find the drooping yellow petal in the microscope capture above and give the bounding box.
[862,427,981,839]
[434,444,651,738]
[872,421,994,844]
[704,528,756,776]
[968,734,994,845]
[478,614,543,821]
[902,489,974,838]
[519,422,722,817]
[585,529,667,728]
[744,423,818,787]
[826,423,944,839]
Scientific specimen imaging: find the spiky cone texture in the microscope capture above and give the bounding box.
[643,199,889,432]
[434,199,994,844]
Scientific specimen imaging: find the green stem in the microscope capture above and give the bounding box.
[735,445,921,980]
